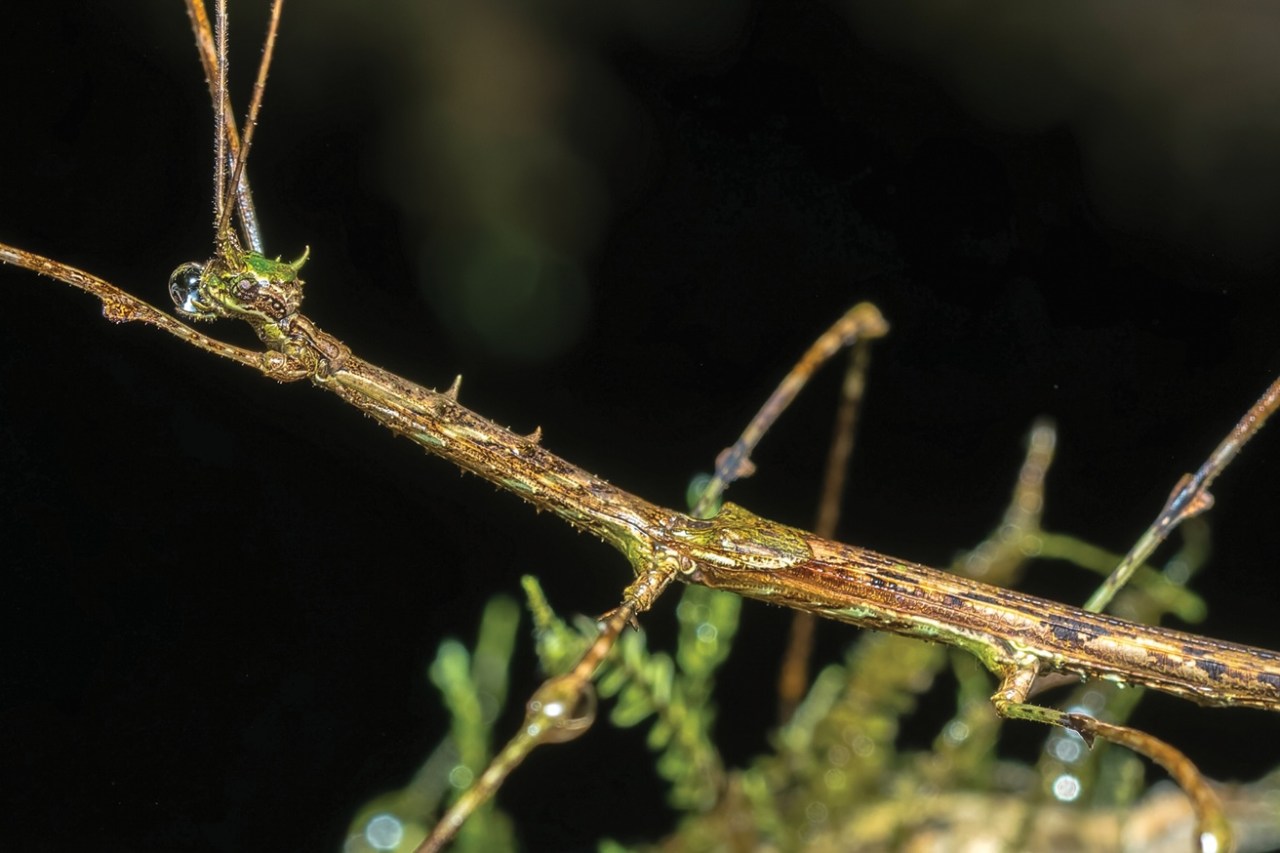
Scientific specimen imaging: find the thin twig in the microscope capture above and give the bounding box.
[1085,375,1280,613]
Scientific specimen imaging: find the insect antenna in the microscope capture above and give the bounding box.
[212,0,228,240]
[214,0,284,247]
[213,0,285,249]
[183,0,263,252]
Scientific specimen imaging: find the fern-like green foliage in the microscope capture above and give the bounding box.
[344,596,520,853]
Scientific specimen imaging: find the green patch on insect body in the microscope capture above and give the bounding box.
[669,503,813,573]
[415,431,447,449]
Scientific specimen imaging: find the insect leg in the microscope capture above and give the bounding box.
[992,666,1232,853]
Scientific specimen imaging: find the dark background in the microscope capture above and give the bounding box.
[1,2,1278,850]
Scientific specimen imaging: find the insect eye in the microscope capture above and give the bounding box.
[168,262,205,315]
[235,277,259,298]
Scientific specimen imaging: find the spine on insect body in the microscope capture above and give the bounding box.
[324,355,673,562]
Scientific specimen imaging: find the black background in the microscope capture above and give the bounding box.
[1,2,1278,851]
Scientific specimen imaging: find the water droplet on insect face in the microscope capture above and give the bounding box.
[168,262,204,316]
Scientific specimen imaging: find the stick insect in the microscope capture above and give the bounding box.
[2,1,1280,850]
